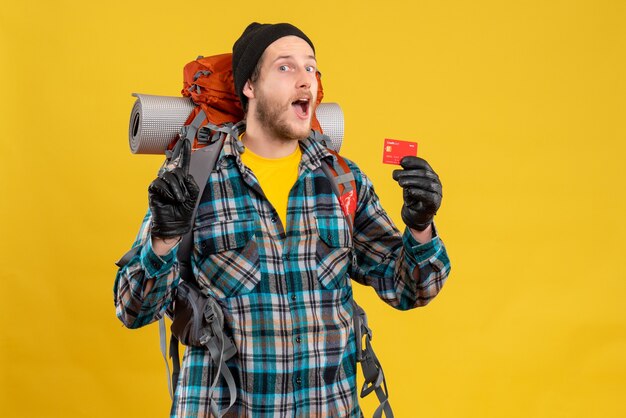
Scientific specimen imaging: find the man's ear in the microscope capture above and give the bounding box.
[243,80,255,100]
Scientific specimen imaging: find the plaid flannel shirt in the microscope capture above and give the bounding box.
[114,132,451,417]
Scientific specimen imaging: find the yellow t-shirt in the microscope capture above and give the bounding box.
[240,145,302,227]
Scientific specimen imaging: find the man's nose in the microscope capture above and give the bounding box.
[296,67,312,89]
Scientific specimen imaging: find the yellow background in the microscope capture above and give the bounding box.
[1,0,625,417]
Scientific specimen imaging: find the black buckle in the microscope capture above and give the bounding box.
[197,126,223,144]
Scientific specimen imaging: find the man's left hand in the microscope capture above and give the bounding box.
[392,156,443,231]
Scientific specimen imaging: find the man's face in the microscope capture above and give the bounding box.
[245,36,318,141]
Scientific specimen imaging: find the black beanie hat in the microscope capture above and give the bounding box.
[232,22,315,107]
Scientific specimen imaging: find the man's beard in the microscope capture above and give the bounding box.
[254,89,312,141]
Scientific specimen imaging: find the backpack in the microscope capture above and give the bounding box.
[118,53,393,418]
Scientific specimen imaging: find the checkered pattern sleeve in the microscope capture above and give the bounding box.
[113,209,179,328]
[348,161,451,310]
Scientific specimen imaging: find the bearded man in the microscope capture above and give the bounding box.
[115,22,451,417]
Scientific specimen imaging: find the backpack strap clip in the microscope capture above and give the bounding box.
[197,122,236,145]
[178,109,207,143]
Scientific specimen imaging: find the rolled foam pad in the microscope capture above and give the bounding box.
[129,93,345,154]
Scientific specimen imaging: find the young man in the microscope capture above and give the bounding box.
[115,22,451,417]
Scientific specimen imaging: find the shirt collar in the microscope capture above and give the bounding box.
[298,134,336,174]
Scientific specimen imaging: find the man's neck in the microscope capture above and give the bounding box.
[242,120,300,159]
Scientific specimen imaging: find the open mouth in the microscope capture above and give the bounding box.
[291,98,310,119]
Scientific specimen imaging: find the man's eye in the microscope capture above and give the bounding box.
[279,65,289,71]
[305,66,316,73]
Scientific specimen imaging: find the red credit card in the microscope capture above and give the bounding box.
[382,138,418,165]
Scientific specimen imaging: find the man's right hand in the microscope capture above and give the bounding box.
[148,139,199,238]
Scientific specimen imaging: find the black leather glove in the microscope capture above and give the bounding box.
[148,139,199,238]
[392,156,443,231]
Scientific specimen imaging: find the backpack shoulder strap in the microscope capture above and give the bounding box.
[319,149,357,232]
[159,123,241,412]
[353,300,394,418]
[159,130,227,400]
[176,124,232,283]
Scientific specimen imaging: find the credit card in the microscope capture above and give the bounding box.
[382,138,418,165]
